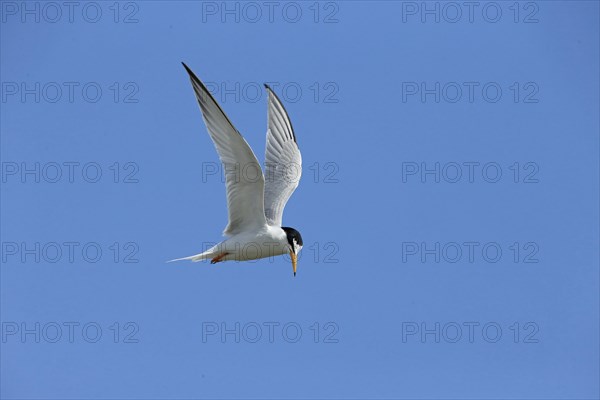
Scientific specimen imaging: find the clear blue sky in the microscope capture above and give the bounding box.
[1,1,599,399]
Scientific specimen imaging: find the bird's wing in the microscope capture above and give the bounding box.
[182,63,267,236]
[263,85,302,227]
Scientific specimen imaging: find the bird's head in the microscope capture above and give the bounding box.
[282,227,303,277]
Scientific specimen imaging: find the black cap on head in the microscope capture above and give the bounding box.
[282,227,303,249]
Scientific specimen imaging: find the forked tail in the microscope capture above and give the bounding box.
[167,249,216,263]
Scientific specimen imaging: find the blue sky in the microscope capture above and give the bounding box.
[1,1,599,399]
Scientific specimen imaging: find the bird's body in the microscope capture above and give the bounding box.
[171,63,304,276]
[174,225,289,262]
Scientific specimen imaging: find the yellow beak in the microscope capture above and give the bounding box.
[290,251,297,277]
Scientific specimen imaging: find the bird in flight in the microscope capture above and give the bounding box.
[170,63,304,276]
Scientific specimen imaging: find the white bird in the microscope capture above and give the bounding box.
[170,63,304,276]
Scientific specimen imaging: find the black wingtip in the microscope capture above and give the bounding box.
[181,62,206,90]
[294,272,296,277]
[181,62,193,75]
[264,84,298,144]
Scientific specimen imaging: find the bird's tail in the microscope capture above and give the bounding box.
[167,248,217,263]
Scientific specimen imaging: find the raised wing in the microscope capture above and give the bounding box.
[182,63,267,236]
[263,84,302,227]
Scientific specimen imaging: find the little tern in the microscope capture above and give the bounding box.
[171,63,304,276]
